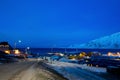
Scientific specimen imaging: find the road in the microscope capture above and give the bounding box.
[0,59,67,80]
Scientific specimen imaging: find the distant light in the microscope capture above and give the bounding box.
[5,50,10,54]
[117,52,120,57]
[48,53,54,54]
[86,56,90,59]
[86,60,88,62]
[71,58,76,60]
[60,53,64,56]
[14,49,20,54]
[96,65,98,67]
[18,40,21,43]
[74,55,77,56]
[108,52,112,56]
[27,47,30,49]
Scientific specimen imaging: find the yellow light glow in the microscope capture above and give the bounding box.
[14,50,20,54]
[108,52,113,56]
[5,50,10,54]
[71,58,76,60]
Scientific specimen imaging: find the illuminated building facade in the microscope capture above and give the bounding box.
[0,42,13,54]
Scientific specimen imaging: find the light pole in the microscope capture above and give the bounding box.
[25,47,30,54]
[14,40,21,49]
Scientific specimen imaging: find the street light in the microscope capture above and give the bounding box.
[14,40,21,49]
[25,47,30,54]
[18,40,21,43]
[27,47,30,50]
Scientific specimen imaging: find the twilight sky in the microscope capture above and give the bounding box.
[0,0,120,48]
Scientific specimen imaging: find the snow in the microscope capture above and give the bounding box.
[69,32,120,48]
[59,57,78,63]
[47,61,106,80]
[59,57,70,62]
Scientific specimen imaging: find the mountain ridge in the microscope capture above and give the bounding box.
[69,32,120,49]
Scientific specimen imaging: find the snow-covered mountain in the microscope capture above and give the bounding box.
[70,32,120,49]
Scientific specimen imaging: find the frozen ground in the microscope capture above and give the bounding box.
[0,59,67,80]
[47,61,106,80]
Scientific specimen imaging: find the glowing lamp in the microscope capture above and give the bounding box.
[71,58,76,60]
[5,50,10,54]
[14,50,20,54]
[108,52,112,56]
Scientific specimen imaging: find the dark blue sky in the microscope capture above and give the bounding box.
[0,0,120,48]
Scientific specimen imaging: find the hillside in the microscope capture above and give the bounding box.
[70,32,120,49]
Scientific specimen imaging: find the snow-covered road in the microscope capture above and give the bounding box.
[0,59,67,80]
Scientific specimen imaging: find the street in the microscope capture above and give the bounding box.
[0,59,67,80]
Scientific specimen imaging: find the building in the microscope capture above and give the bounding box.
[0,42,13,54]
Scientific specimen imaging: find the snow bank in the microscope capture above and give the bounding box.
[47,61,106,80]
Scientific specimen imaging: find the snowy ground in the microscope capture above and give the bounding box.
[47,61,106,80]
[0,59,66,80]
